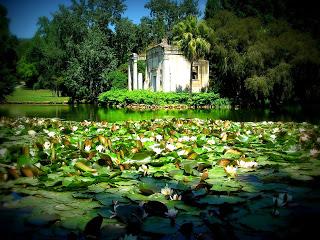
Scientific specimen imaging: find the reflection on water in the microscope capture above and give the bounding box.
[0,104,319,123]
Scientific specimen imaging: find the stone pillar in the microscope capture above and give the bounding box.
[128,63,132,90]
[156,70,161,92]
[144,64,149,89]
[162,55,170,92]
[138,73,143,90]
[132,53,138,90]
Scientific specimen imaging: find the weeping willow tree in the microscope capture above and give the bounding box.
[172,16,212,96]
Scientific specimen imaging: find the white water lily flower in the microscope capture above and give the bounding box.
[224,165,238,177]
[166,143,176,151]
[270,134,276,140]
[170,194,182,201]
[84,145,91,152]
[161,185,173,196]
[236,160,257,168]
[72,126,78,132]
[190,136,197,141]
[177,149,188,156]
[178,136,190,142]
[155,135,163,141]
[96,145,105,153]
[121,234,138,240]
[272,128,280,133]
[150,144,163,155]
[310,149,319,157]
[43,141,51,150]
[28,130,36,136]
[165,209,178,218]
[0,148,8,157]
[273,192,292,207]
[138,164,149,176]
[35,162,41,168]
[48,131,55,137]
[246,130,252,135]
[207,139,215,145]
[300,134,309,142]
[97,128,104,133]
[29,149,36,157]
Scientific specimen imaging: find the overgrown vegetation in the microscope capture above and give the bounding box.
[99,90,231,108]
[0,5,18,102]
[0,117,319,238]
[205,10,320,108]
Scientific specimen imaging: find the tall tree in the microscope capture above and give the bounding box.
[204,0,224,19]
[20,0,126,101]
[172,16,211,96]
[206,11,320,108]
[113,18,138,64]
[0,4,18,102]
[144,0,199,43]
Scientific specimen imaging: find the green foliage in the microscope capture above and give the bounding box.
[98,90,230,107]
[144,0,200,43]
[64,28,118,102]
[172,16,212,95]
[113,18,138,63]
[17,56,38,88]
[205,0,320,38]
[0,4,18,102]
[206,11,320,107]
[18,0,125,102]
[102,70,127,89]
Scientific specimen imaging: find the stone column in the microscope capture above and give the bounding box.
[138,73,143,90]
[162,54,170,92]
[144,63,149,89]
[132,53,138,90]
[128,63,132,90]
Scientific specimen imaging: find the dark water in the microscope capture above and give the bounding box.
[0,104,319,123]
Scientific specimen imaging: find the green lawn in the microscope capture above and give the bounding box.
[6,88,69,103]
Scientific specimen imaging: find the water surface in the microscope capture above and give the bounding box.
[0,104,319,123]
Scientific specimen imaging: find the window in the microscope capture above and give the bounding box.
[192,66,199,81]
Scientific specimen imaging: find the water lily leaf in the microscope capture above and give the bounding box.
[237,212,286,231]
[26,213,60,227]
[198,195,245,205]
[17,155,37,166]
[142,216,176,234]
[74,162,96,172]
[131,151,153,161]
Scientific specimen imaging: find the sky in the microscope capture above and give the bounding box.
[1,0,207,39]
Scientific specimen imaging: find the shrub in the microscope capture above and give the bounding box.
[98,90,231,108]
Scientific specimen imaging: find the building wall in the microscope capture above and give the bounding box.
[143,44,209,92]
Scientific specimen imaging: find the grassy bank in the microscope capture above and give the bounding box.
[99,90,231,108]
[5,88,69,104]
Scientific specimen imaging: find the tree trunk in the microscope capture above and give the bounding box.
[189,61,193,98]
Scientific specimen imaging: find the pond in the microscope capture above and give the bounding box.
[0,117,320,239]
[0,104,319,123]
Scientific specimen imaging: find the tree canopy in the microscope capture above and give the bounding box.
[173,16,211,95]
[0,4,18,102]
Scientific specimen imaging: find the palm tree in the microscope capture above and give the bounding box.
[172,16,211,96]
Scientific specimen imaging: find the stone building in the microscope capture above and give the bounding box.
[128,40,209,92]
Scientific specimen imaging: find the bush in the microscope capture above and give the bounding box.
[98,90,231,108]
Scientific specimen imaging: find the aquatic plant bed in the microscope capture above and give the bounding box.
[0,117,319,239]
